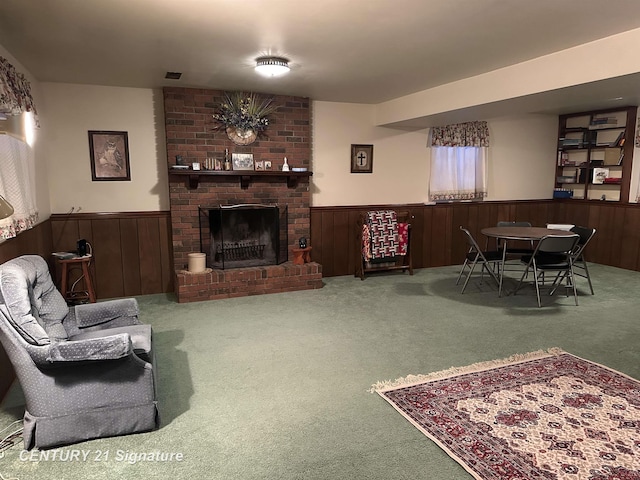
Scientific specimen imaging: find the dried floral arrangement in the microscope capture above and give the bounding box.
[212,91,277,134]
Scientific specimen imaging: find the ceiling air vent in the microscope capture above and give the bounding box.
[165,72,182,80]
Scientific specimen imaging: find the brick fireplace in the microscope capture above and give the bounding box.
[164,87,322,302]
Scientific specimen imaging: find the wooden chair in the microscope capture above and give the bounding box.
[355,210,413,280]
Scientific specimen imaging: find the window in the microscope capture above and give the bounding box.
[429,121,489,202]
[0,132,38,240]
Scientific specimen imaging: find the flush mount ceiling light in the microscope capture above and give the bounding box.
[255,56,290,77]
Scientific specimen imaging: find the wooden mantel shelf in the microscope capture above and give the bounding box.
[169,169,313,189]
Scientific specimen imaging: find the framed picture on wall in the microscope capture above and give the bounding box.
[351,144,373,173]
[88,130,131,181]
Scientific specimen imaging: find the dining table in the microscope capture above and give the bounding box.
[480,226,575,296]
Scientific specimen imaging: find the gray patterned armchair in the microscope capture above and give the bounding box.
[0,255,159,449]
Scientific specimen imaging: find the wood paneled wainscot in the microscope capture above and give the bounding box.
[50,211,174,299]
[310,200,640,277]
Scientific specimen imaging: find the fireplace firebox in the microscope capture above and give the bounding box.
[199,204,288,269]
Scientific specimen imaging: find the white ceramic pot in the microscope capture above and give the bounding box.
[188,253,206,273]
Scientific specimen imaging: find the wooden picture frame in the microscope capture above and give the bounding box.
[351,144,373,173]
[231,153,254,171]
[88,130,131,181]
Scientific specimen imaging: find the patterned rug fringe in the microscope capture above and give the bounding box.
[369,347,564,393]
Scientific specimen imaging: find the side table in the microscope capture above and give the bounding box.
[292,247,312,265]
[58,255,96,303]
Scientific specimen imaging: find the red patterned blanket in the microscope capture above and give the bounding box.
[362,211,408,261]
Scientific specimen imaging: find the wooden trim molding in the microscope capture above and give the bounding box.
[49,210,172,220]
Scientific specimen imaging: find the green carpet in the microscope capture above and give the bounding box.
[1,264,639,479]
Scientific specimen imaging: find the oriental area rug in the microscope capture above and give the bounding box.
[372,349,640,480]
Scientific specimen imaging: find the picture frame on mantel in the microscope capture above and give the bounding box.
[351,144,373,173]
[231,153,254,171]
[88,130,131,181]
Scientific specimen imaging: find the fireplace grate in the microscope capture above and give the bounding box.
[215,243,266,262]
[200,204,287,269]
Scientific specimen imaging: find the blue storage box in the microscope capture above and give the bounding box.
[553,190,573,199]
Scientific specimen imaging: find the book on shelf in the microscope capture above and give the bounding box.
[589,116,618,129]
[604,148,620,165]
[560,138,582,147]
[557,151,569,166]
[594,129,624,146]
[590,117,614,124]
[603,177,622,185]
[612,131,625,147]
[592,168,609,185]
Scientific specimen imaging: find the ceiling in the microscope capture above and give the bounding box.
[2,0,640,123]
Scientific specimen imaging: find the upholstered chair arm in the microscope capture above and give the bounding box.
[74,298,140,329]
[42,333,133,365]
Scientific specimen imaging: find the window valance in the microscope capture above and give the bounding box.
[0,56,39,127]
[430,121,489,147]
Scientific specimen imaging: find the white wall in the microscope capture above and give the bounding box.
[486,115,558,201]
[41,83,168,213]
[311,101,429,206]
[312,101,558,206]
[38,87,563,212]
[40,90,560,212]
[0,44,51,221]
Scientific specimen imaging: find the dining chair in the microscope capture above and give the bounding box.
[457,226,502,293]
[551,226,596,295]
[513,234,580,307]
[495,221,534,255]
[491,221,535,289]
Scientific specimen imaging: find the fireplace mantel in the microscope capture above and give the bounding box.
[169,169,313,189]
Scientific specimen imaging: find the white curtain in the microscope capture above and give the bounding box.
[429,146,487,201]
[428,121,489,202]
[0,134,38,240]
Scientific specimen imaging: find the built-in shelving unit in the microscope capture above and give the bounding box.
[169,169,312,189]
[555,106,637,202]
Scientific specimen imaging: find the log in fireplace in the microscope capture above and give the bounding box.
[199,204,288,269]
